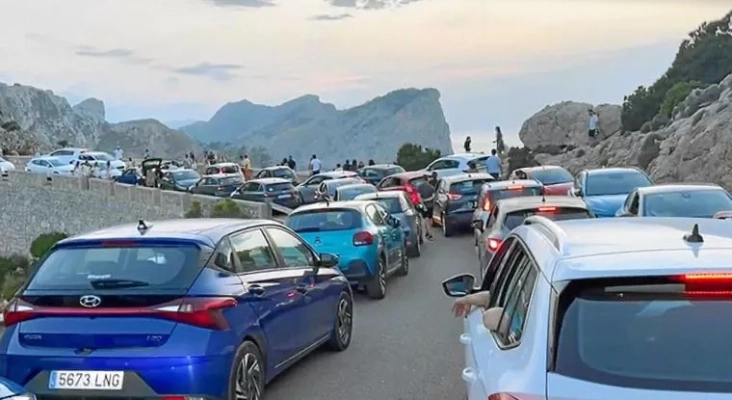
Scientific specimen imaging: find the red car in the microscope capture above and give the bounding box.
[376,171,430,208]
[508,165,574,195]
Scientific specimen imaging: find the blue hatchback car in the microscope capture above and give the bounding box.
[0,219,353,400]
[569,167,653,217]
[285,201,408,299]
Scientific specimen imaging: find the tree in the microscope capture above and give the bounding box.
[660,81,705,117]
[620,10,732,131]
[395,143,441,171]
[29,232,68,259]
[56,139,69,148]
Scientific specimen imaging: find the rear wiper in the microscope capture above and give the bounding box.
[89,279,150,289]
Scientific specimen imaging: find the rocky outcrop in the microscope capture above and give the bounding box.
[181,88,453,166]
[0,82,198,158]
[525,73,732,190]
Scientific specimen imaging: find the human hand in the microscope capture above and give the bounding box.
[451,291,491,318]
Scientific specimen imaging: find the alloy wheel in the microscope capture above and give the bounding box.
[337,297,353,345]
[441,214,447,236]
[235,352,263,400]
[379,259,387,292]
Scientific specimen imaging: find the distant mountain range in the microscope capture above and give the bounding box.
[180,89,453,167]
[164,119,199,129]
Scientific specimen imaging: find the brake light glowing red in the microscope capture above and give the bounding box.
[482,197,491,211]
[537,206,557,212]
[487,238,502,251]
[506,185,524,190]
[100,241,138,247]
[353,231,374,246]
[447,191,462,200]
[488,393,523,400]
[2,297,237,330]
[682,273,732,282]
[404,184,422,205]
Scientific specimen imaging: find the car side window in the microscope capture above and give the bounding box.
[495,256,537,346]
[229,229,277,273]
[365,205,386,225]
[306,175,325,186]
[487,205,500,229]
[488,240,527,308]
[374,203,391,220]
[209,238,237,272]
[629,192,640,215]
[480,236,515,290]
[265,227,315,268]
[445,160,460,169]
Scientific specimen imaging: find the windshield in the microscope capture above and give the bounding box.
[272,168,295,179]
[450,178,493,195]
[218,176,243,185]
[530,168,572,185]
[555,277,732,392]
[326,178,361,195]
[644,189,732,218]
[504,207,591,230]
[374,197,404,214]
[338,185,376,200]
[266,182,294,192]
[28,244,203,291]
[91,153,113,161]
[286,209,363,232]
[172,170,200,180]
[585,171,652,196]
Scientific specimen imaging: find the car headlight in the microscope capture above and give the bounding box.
[6,394,37,400]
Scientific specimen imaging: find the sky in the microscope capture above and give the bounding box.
[0,0,730,150]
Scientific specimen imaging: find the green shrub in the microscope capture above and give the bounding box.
[396,143,441,171]
[29,232,68,259]
[660,81,705,117]
[0,254,31,300]
[506,146,539,176]
[185,201,204,218]
[211,198,245,218]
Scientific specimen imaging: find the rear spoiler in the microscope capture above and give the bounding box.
[713,211,732,219]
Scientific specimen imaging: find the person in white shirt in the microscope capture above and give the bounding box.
[113,146,124,160]
[310,154,322,175]
[588,109,599,138]
[334,163,343,171]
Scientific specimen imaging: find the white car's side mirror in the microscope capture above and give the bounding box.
[482,306,505,332]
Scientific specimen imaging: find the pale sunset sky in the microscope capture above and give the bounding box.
[0,0,729,150]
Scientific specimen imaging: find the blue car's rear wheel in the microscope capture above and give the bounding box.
[326,291,353,351]
[230,341,265,400]
[366,256,387,299]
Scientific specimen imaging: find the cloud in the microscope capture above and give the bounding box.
[326,0,424,10]
[310,13,353,21]
[204,0,276,7]
[170,62,243,81]
[74,46,152,64]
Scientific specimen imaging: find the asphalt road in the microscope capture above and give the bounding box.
[266,231,476,400]
[0,231,477,400]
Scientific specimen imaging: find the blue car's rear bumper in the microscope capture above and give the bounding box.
[337,251,378,283]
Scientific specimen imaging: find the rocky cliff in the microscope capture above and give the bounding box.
[0,82,197,158]
[181,88,453,166]
[521,73,732,189]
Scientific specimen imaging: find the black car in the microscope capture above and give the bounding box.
[189,174,243,197]
[357,164,405,185]
[432,173,495,237]
[159,169,201,192]
[254,166,300,185]
[231,178,301,209]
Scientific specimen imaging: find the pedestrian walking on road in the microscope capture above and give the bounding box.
[588,108,599,138]
[486,149,501,180]
[310,154,322,176]
[464,136,472,152]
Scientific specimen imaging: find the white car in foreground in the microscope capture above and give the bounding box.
[443,216,732,400]
[25,156,75,175]
[0,156,16,172]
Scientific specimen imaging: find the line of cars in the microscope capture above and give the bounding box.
[436,164,732,400]
[23,148,126,178]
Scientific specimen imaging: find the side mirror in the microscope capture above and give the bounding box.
[318,252,339,268]
[214,253,229,269]
[482,307,505,332]
[441,273,476,297]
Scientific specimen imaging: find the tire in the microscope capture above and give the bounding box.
[326,291,353,351]
[407,235,421,258]
[227,340,265,400]
[396,245,409,276]
[442,214,454,237]
[366,256,387,300]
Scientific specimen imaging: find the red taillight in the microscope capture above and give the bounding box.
[486,238,502,251]
[680,273,732,297]
[447,191,462,200]
[482,197,491,211]
[404,185,422,205]
[2,297,237,330]
[682,273,732,282]
[506,185,524,190]
[488,394,535,400]
[353,231,374,246]
[216,186,225,191]
[100,240,138,247]
[537,206,557,213]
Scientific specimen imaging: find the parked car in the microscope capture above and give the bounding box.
[255,166,299,185]
[45,147,89,164]
[159,169,201,192]
[285,201,408,299]
[115,168,145,185]
[570,167,653,217]
[355,191,423,257]
[0,218,352,399]
[75,151,126,171]
[317,178,363,200]
[357,164,405,185]
[295,171,361,205]
[231,178,301,209]
[334,183,377,201]
[190,174,243,197]
[0,156,16,173]
[420,153,490,179]
[376,171,435,210]
[25,156,74,176]
[508,165,573,195]
[443,217,732,400]
[616,183,732,218]
[471,179,544,246]
[476,196,593,278]
[0,376,34,400]
[204,162,243,178]
[431,173,496,237]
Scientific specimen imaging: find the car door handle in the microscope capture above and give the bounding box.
[459,333,471,345]
[461,367,477,383]
[248,284,266,295]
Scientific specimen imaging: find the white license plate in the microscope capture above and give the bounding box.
[48,370,124,390]
[278,194,291,199]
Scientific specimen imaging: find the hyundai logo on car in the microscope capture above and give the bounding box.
[79,295,102,308]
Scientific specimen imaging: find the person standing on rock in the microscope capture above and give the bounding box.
[486,149,501,180]
[464,136,472,152]
[113,146,123,161]
[588,109,599,138]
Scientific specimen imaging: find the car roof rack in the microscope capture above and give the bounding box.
[523,215,568,255]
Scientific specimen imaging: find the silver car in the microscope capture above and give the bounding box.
[420,153,490,179]
[355,191,423,257]
[334,183,377,201]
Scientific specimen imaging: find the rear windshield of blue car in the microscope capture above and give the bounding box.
[286,209,363,233]
[530,168,572,185]
[27,244,204,291]
[585,172,651,196]
[644,189,732,218]
[450,178,493,195]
